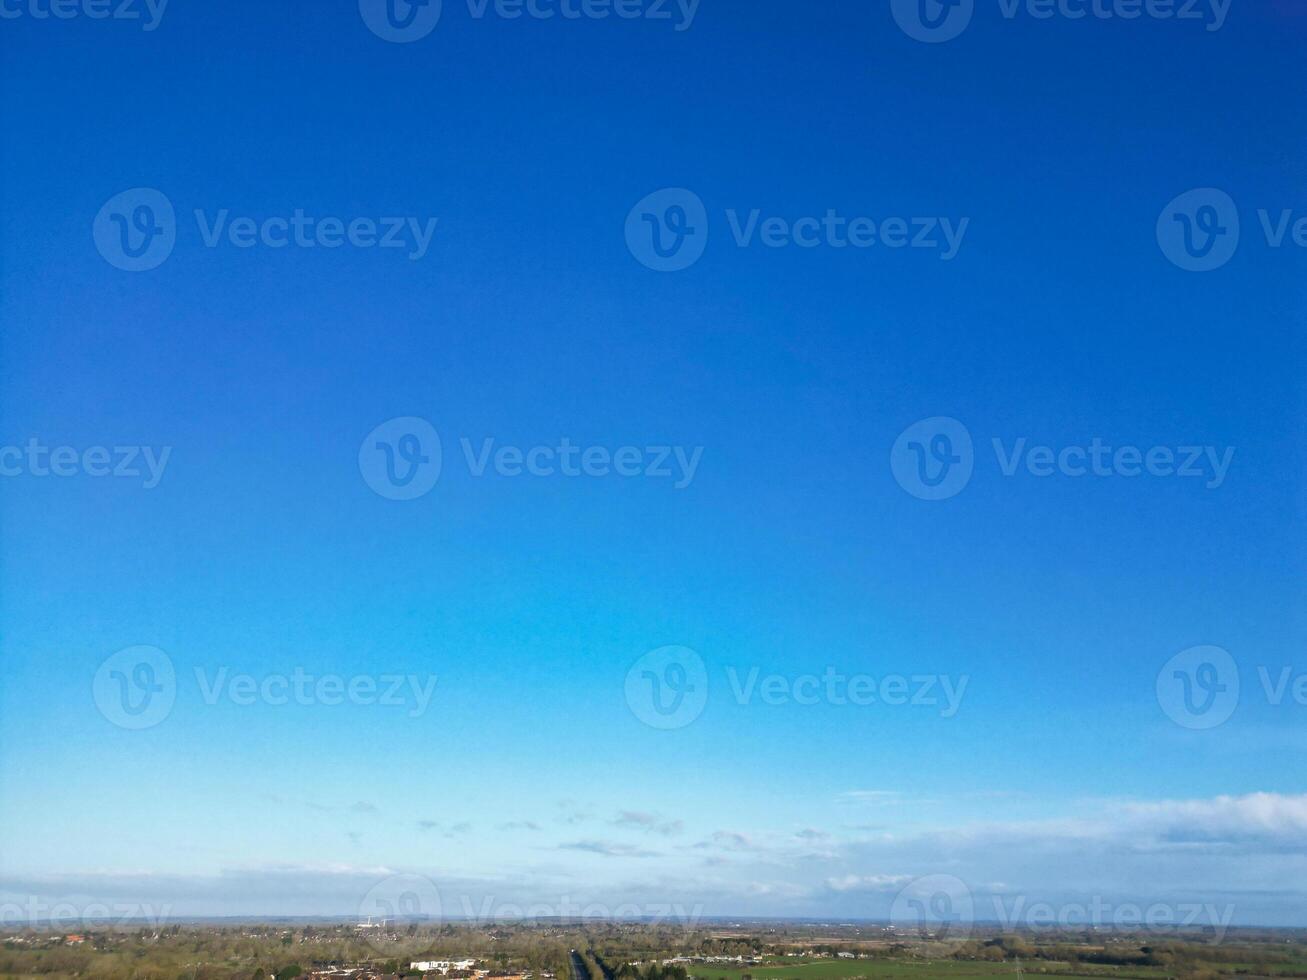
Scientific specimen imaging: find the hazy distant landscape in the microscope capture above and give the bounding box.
[5,922,1307,980]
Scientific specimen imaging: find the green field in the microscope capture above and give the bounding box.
[686,959,1172,980]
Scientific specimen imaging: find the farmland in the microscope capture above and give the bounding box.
[2,922,1305,980]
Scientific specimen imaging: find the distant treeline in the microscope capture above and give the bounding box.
[612,964,688,980]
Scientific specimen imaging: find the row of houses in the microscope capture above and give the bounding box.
[410,961,477,973]
[1,934,91,948]
[306,961,483,980]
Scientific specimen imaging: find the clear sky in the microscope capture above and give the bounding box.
[1,0,1306,929]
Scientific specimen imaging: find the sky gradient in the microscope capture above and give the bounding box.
[1,0,1306,929]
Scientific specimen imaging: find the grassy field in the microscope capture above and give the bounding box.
[685,959,1174,980]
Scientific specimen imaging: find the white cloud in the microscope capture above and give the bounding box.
[612,811,684,836]
[9,794,1306,924]
[824,874,912,893]
[1120,793,1307,844]
[557,840,661,859]
[837,790,907,805]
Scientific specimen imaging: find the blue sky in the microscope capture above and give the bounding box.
[1,0,1306,928]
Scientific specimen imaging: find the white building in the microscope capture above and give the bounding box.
[411,962,476,974]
